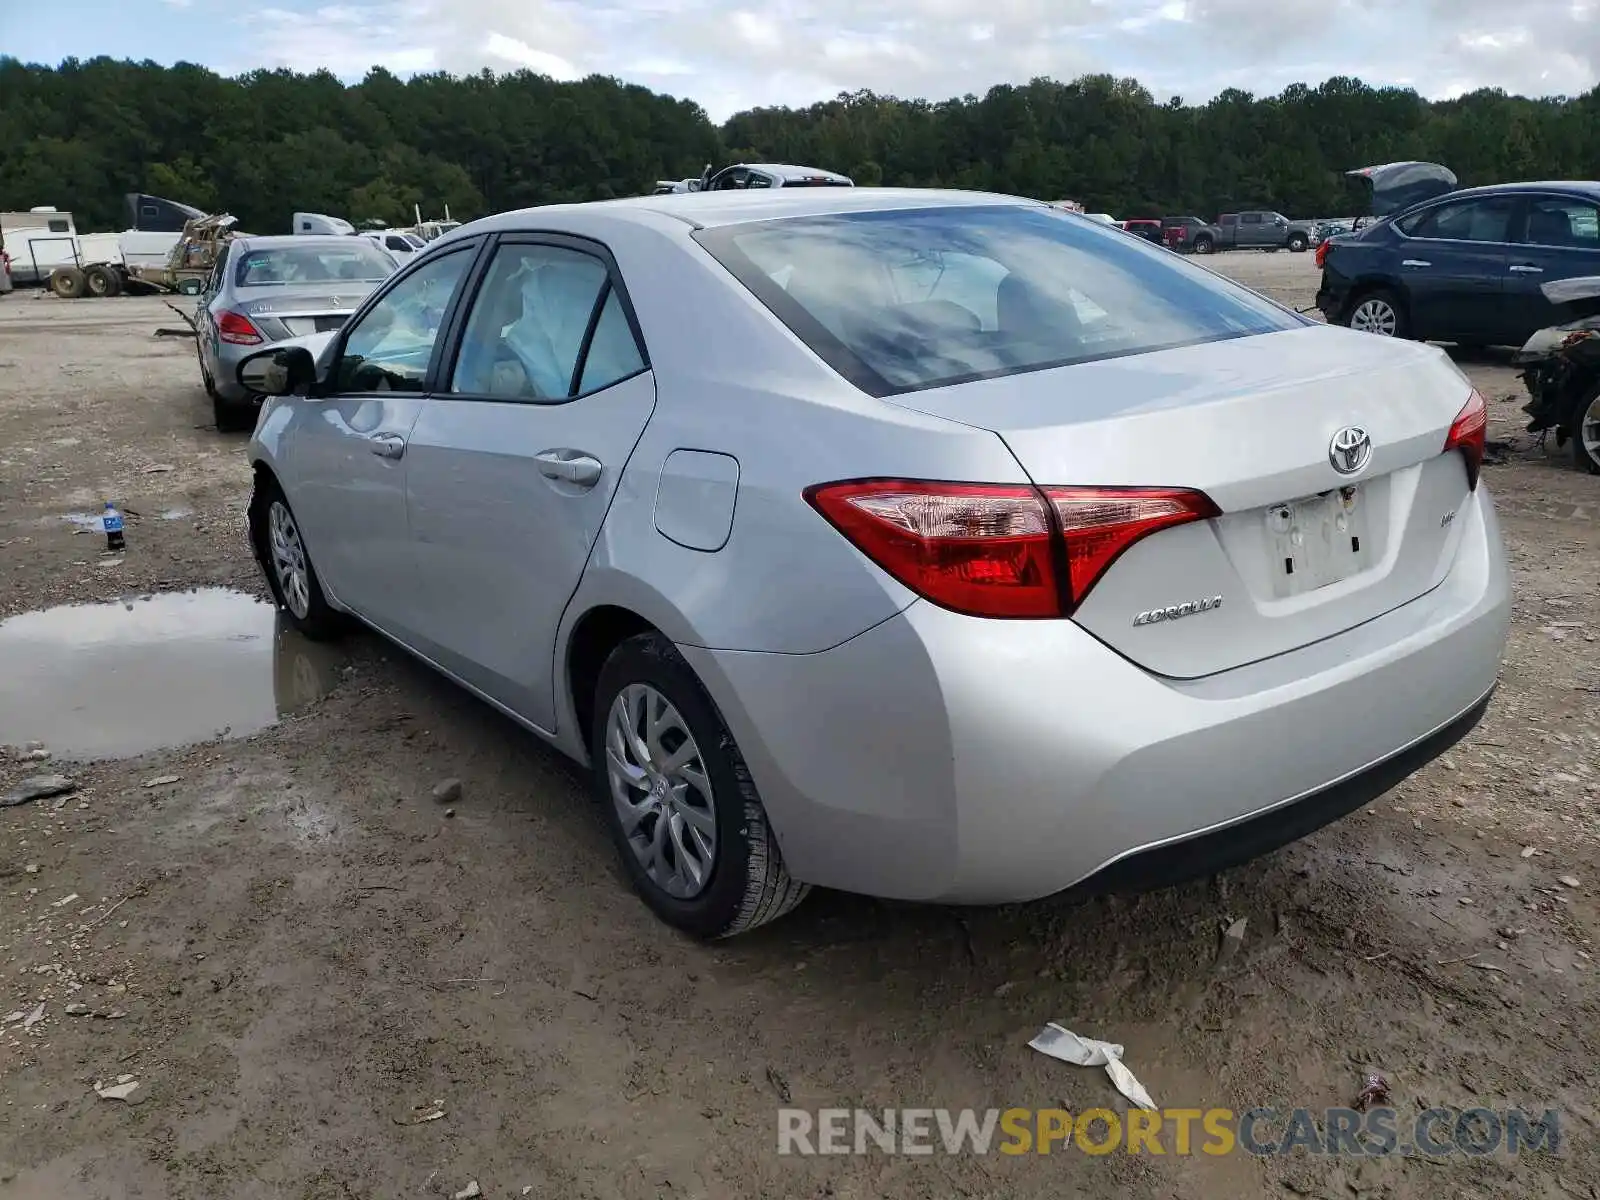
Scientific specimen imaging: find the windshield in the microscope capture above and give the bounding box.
[695,204,1304,397]
[235,242,396,288]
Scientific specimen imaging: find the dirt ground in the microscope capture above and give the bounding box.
[2,253,1598,1200]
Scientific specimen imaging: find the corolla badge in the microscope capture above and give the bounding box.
[1329,425,1373,475]
[1133,596,1223,627]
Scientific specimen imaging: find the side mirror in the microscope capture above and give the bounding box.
[238,345,317,397]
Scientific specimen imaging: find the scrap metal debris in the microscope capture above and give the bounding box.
[394,1100,446,1125]
[94,1075,141,1102]
[1354,1072,1390,1111]
[2,774,76,808]
[1029,1024,1158,1110]
[453,1182,482,1200]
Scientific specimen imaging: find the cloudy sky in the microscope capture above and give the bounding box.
[3,0,1595,121]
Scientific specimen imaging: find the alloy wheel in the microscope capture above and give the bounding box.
[1581,392,1600,472]
[1349,298,1398,336]
[605,682,718,900]
[267,500,312,620]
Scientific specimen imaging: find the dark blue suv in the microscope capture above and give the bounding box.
[1316,172,1600,349]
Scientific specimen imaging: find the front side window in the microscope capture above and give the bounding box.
[695,204,1304,397]
[1397,197,1515,243]
[236,241,397,288]
[1521,197,1600,248]
[450,243,644,401]
[334,249,474,393]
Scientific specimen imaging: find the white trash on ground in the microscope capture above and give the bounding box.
[1028,1023,1158,1110]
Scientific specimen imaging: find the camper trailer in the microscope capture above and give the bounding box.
[292,212,357,236]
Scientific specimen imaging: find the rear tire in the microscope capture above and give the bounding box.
[591,632,810,939]
[48,267,86,299]
[1573,382,1600,475]
[213,392,256,434]
[84,265,122,297]
[247,475,347,640]
[1344,288,1408,338]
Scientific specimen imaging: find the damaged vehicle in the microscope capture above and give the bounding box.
[1516,274,1600,474]
[196,234,399,432]
[1317,164,1600,353]
[231,190,1509,939]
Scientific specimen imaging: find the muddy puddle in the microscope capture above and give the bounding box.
[0,588,343,760]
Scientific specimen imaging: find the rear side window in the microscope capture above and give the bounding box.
[694,204,1304,397]
[1521,197,1600,248]
[1396,197,1515,243]
[450,243,645,401]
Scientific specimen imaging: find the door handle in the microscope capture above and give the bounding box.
[534,450,603,487]
[1401,259,1431,268]
[368,433,407,460]
[1509,264,1544,274]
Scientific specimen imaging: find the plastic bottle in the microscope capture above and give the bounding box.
[103,501,125,552]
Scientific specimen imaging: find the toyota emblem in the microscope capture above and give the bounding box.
[1328,425,1373,475]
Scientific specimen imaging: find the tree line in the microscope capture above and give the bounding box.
[1,55,1596,234]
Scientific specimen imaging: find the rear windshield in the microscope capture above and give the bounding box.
[694,204,1305,397]
[235,242,397,288]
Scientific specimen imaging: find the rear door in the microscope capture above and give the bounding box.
[1503,193,1600,343]
[400,234,657,730]
[1390,194,1516,342]
[1238,212,1266,246]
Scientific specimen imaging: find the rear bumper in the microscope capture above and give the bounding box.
[679,486,1510,904]
[1315,267,1353,320]
[214,341,267,405]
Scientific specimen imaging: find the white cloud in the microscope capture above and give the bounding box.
[223,0,1597,120]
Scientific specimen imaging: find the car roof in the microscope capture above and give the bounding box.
[461,188,1049,234]
[1434,181,1600,202]
[233,234,374,249]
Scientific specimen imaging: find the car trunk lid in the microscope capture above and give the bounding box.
[881,325,1478,678]
[236,285,367,338]
[1346,161,1458,216]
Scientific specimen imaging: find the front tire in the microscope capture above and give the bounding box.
[592,632,809,939]
[1344,288,1408,338]
[1193,234,1214,255]
[1288,233,1308,252]
[1573,382,1600,475]
[248,476,346,640]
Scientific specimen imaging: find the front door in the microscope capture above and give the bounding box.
[284,244,479,638]
[1392,194,1516,342]
[402,236,657,731]
[1503,193,1600,344]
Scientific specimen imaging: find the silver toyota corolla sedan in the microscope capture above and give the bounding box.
[232,189,1510,939]
[197,233,398,432]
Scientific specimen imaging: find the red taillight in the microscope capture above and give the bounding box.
[1314,240,1331,269]
[1444,388,1488,491]
[218,310,263,345]
[1041,486,1221,607]
[804,479,1217,618]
